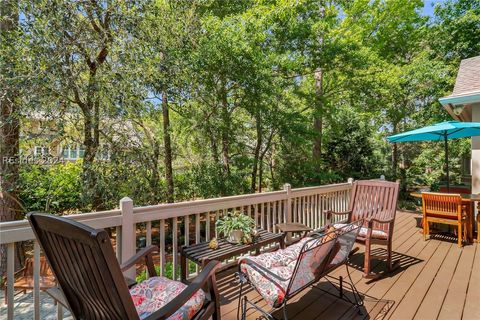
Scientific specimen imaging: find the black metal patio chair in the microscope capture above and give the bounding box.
[236,220,363,320]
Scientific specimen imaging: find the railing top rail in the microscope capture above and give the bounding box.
[133,189,286,213]
[290,183,352,196]
[0,209,122,244]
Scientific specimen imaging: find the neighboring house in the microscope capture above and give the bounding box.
[439,55,480,194]
[20,111,140,163]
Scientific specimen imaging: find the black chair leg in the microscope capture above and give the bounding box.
[237,281,244,320]
[282,303,289,320]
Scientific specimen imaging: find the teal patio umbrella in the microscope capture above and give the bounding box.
[387,121,480,190]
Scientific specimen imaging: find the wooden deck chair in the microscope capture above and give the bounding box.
[2,256,56,303]
[327,180,400,278]
[27,212,221,320]
[421,192,467,247]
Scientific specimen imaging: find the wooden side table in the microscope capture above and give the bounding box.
[276,223,312,241]
[180,229,284,282]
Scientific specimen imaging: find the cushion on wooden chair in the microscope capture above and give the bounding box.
[130,276,206,320]
[334,223,388,240]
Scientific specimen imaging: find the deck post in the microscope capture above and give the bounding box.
[120,197,136,279]
[284,183,292,242]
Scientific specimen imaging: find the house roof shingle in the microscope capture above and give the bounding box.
[451,55,480,97]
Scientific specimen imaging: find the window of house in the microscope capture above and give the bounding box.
[61,145,85,160]
[34,146,49,156]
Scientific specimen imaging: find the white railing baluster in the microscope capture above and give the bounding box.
[309,195,313,229]
[266,202,271,232]
[206,212,211,241]
[145,221,152,278]
[115,226,122,262]
[303,196,307,225]
[172,218,178,280]
[159,219,165,277]
[273,201,277,232]
[184,216,190,278]
[33,241,40,320]
[254,204,259,228]
[7,242,14,320]
[297,196,301,223]
[215,210,219,238]
[185,216,190,246]
[260,202,265,230]
[195,213,200,273]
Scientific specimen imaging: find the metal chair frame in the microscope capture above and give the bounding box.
[236,221,363,320]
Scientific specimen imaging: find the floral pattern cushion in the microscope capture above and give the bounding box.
[334,223,388,239]
[239,237,312,307]
[130,276,205,320]
[289,239,335,293]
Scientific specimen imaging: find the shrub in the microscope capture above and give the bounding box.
[18,162,82,214]
[136,261,197,283]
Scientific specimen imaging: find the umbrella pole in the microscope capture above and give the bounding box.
[444,133,450,191]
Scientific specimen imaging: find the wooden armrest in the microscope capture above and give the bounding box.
[366,217,394,228]
[144,261,220,320]
[46,287,69,309]
[120,245,158,277]
[326,210,352,216]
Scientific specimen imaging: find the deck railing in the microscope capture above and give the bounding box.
[0,180,353,320]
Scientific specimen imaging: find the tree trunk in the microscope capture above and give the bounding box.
[0,0,21,275]
[150,142,161,202]
[269,144,276,189]
[81,106,100,207]
[313,67,323,162]
[219,77,230,176]
[258,162,263,193]
[162,93,174,203]
[259,130,275,193]
[251,111,263,193]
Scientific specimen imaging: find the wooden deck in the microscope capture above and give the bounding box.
[216,210,480,320]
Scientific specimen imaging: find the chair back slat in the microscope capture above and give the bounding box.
[349,180,399,232]
[421,192,462,219]
[28,213,139,320]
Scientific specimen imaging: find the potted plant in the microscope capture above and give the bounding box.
[215,211,255,244]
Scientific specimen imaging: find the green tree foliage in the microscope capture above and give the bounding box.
[2,0,480,215]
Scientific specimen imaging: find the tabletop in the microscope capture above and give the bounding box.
[276,223,312,233]
[180,229,284,265]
